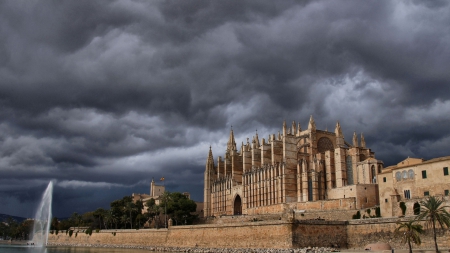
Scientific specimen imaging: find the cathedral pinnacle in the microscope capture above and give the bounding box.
[352,131,359,147]
[254,130,260,147]
[227,128,237,151]
[335,121,343,137]
[308,115,316,130]
[361,133,366,148]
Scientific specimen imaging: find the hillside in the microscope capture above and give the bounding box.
[0,213,27,223]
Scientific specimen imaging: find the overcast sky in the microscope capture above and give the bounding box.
[1,0,450,218]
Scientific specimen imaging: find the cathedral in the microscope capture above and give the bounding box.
[204,116,383,217]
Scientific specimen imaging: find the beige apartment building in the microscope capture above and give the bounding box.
[378,156,450,217]
[204,116,383,217]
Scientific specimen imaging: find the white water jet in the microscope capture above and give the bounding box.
[32,181,53,247]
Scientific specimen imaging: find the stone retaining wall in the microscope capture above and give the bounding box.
[48,217,450,250]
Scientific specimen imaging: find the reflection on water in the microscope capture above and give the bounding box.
[0,245,153,253]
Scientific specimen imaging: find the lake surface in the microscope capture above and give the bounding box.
[0,245,153,253]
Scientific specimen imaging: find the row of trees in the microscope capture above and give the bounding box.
[1,191,197,240]
[50,191,197,231]
[0,218,34,240]
[395,196,450,253]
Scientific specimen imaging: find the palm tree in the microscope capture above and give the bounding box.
[416,196,450,253]
[395,220,424,253]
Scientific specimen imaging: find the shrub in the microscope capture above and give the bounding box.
[68,230,73,237]
[85,228,93,236]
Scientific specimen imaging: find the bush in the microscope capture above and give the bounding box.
[85,228,93,236]
[68,230,73,237]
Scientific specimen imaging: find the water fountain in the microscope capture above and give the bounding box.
[31,181,54,247]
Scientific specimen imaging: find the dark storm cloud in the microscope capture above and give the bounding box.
[0,0,450,217]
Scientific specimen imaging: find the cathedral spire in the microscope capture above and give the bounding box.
[352,131,359,147]
[227,127,237,151]
[206,146,214,166]
[283,120,287,136]
[308,115,316,131]
[361,133,366,148]
[292,121,296,135]
[297,122,302,135]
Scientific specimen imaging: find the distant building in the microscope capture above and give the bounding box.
[378,156,450,217]
[132,178,203,219]
[204,116,383,217]
[132,178,166,212]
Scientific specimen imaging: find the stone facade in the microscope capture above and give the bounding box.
[377,156,450,217]
[204,116,383,217]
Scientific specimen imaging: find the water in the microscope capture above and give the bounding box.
[0,245,151,253]
[31,181,54,247]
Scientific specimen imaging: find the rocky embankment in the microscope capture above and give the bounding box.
[48,243,337,253]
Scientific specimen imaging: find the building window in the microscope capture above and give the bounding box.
[383,177,386,182]
[424,191,430,196]
[422,170,427,179]
[404,190,411,199]
[408,169,414,179]
[445,190,449,196]
[385,199,388,203]
[444,167,449,176]
[346,156,353,185]
[395,172,401,181]
[402,170,408,179]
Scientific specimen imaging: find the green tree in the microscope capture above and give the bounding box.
[93,208,107,230]
[416,196,450,253]
[51,217,59,231]
[110,196,134,229]
[125,202,136,229]
[395,220,424,253]
[145,198,161,228]
[160,192,197,225]
[69,212,83,227]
